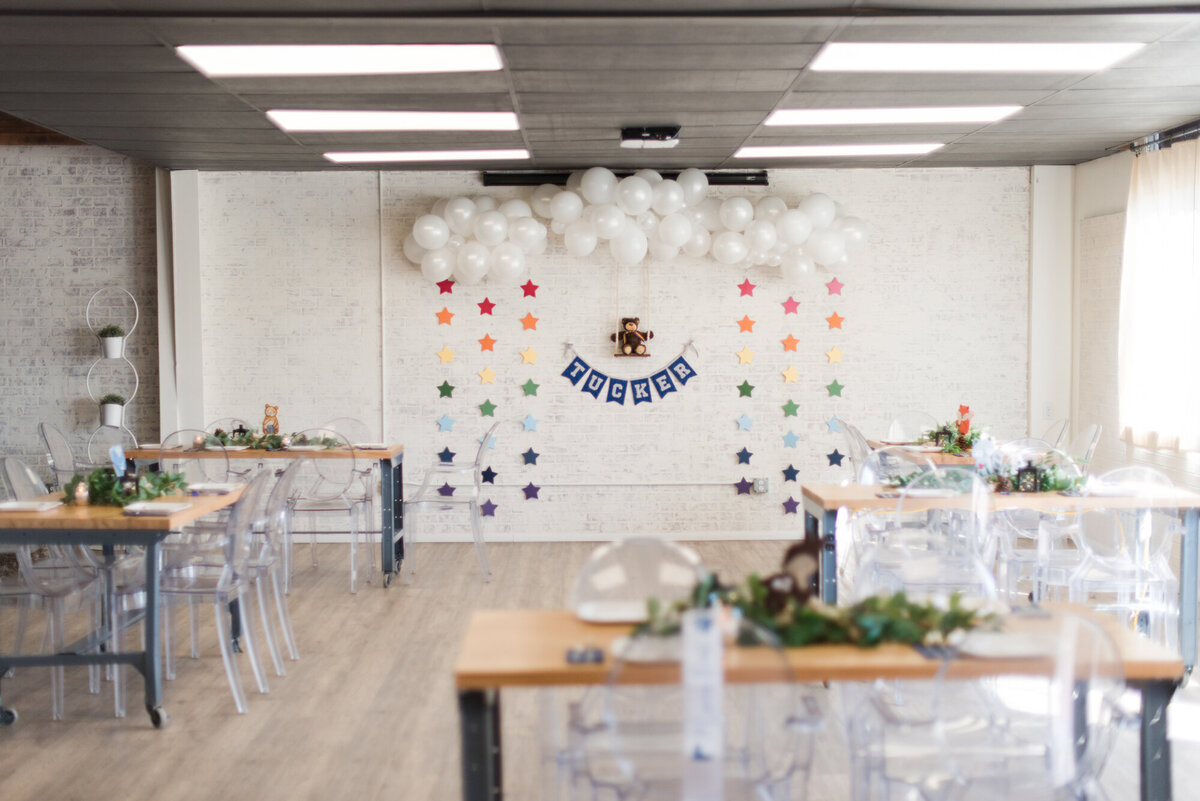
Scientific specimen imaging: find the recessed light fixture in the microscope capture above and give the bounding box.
[765,106,1022,126]
[619,126,682,149]
[267,110,520,132]
[176,44,503,77]
[810,42,1144,73]
[734,143,943,158]
[324,149,530,164]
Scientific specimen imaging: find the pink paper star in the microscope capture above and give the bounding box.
[521,280,539,298]
[737,279,756,297]
[477,297,495,315]
[781,296,800,315]
[825,277,844,295]
[437,279,455,295]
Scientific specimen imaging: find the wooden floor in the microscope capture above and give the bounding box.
[0,541,1198,800]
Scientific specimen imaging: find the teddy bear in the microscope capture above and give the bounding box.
[610,316,653,357]
[262,403,280,435]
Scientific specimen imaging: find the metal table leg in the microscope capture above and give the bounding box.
[380,457,404,586]
[1180,509,1198,676]
[1135,679,1175,801]
[143,540,167,728]
[460,689,502,801]
[805,506,839,604]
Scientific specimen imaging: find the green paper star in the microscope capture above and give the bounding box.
[737,380,754,398]
[522,378,540,397]
[479,399,496,417]
[437,380,454,398]
[782,399,799,417]
[826,379,844,397]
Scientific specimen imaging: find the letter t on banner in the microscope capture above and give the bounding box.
[562,356,590,386]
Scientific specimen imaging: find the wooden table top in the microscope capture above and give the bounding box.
[454,606,1182,690]
[126,444,403,460]
[801,482,1200,513]
[0,489,242,532]
[866,440,975,466]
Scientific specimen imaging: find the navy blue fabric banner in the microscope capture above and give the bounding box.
[561,348,698,407]
[582,369,607,398]
[630,378,654,405]
[668,355,697,386]
[651,369,677,399]
[605,378,627,404]
[562,357,590,386]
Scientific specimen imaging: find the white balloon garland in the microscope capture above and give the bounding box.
[401,166,869,284]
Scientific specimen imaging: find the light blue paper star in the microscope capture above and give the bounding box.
[479,435,498,450]
[782,430,800,448]
[436,414,455,432]
[521,414,539,432]
[826,416,842,434]
[736,413,754,432]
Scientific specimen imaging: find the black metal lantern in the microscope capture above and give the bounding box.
[233,422,250,437]
[934,427,953,449]
[1016,460,1042,493]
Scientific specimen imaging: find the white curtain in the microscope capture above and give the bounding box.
[1119,138,1200,451]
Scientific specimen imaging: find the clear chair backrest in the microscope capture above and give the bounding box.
[259,458,306,556]
[569,537,704,621]
[1066,423,1102,469]
[321,417,375,445]
[996,447,1083,545]
[839,421,869,472]
[885,410,939,444]
[222,469,273,578]
[2,457,48,501]
[38,422,78,489]
[857,445,935,487]
[1079,466,1178,564]
[472,420,503,469]
[292,428,357,501]
[158,429,230,483]
[1040,419,1070,448]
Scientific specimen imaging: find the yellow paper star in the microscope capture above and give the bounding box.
[520,346,539,365]
[478,333,496,352]
[521,312,539,330]
[736,346,755,365]
[477,366,497,384]
[825,345,844,364]
[781,334,799,352]
[781,365,800,384]
[436,345,455,364]
[737,315,756,333]
[435,307,454,325]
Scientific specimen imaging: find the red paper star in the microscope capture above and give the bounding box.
[478,333,496,352]
[737,315,756,333]
[478,297,495,315]
[521,312,539,330]
[435,307,454,325]
[737,279,756,297]
[521,280,539,298]
[825,277,844,295]
[437,279,455,295]
[825,311,844,330]
[781,296,800,315]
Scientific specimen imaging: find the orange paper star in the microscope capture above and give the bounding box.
[521,312,539,330]
[825,311,844,330]
[478,333,496,352]
[781,334,799,352]
[435,307,454,325]
[737,315,755,333]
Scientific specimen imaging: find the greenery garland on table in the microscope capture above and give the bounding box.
[208,428,341,451]
[64,467,187,507]
[916,422,980,455]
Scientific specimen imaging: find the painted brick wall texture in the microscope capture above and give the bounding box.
[0,146,158,483]
[196,167,1030,541]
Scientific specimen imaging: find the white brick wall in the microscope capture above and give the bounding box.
[0,146,158,481]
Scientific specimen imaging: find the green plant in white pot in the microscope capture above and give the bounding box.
[99,393,126,427]
[97,324,126,359]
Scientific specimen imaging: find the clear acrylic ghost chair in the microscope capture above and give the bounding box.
[837,420,870,476]
[568,538,704,623]
[1039,419,1070,449]
[1065,423,1103,472]
[84,424,139,468]
[248,458,305,675]
[565,615,821,801]
[884,410,940,444]
[205,418,254,478]
[38,421,102,490]
[322,416,379,560]
[286,428,373,592]
[159,429,232,483]
[402,421,501,584]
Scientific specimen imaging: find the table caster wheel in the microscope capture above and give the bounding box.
[0,707,17,726]
[384,572,393,588]
[149,706,169,729]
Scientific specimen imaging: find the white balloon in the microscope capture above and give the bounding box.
[776,209,813,245]
[580,166,618,205]
[676,167,709,206]
[767,252,782,268]
[564,219,598,257]
[800,193,837,228]
[472,195,497,212]
[402,234,427,265]
[550,219,567,235]
[509,216,543,252]
[836,215,871,248]
[754,195,787,222]
[635,210,659,235]
[412,214,451,250]
[615,175,653,215]
[431,198,449,218]
[781,249,816,283]
[489,242,526,282]
[650,179,686,216]
[719,197,754,233]
[448,233,465,248]
[648,237,679,262]
[593,204,626,240]
[634,169,663,184]
[443,197,477,237]
[712,231,748,265]
[565,171,584,192]
[697,197,723,231]
[683,227,711,258]
[806,228,846,266]
[455,242,490,284]
[420,248,454,282]
[530,183,559,218]
[499,198,532,219]
[609,224,648,266]
[528,237,548,256]
[744,219,778,253]
[658,212,693,248]
[549,190,584,224]
[473,210,508,246]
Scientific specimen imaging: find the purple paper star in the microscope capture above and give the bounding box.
[437,482,455,497]
[782,496,800,514]
[522,482,541,500]
[735,477,753,495]
[480,499,497,517]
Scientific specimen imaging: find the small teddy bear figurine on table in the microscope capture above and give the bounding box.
[262,403,280,435]
[610,316,653,357]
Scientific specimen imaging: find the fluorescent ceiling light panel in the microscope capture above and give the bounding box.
[176,44,503,77]
[765,106,1022,126]
[810,42,1144,73]
[267,110,519,132]
[734,143,943,158]
[324,149,530,164]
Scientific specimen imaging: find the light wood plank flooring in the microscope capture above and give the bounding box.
[0,541,1198,800]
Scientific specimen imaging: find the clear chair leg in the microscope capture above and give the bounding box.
[255,575,285,677]
[48,599,64,721]
[469,502,492,582]
[163,598,175,681]
[213,598,247,714]
[236,593,269,695]
[270,568,299,661]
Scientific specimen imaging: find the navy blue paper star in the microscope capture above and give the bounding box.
[827,449,844,467]
[735,477,753,495]
[481,466,497,484]
[782,464,799,482]
[437,482,455,497]
[522,482,540,500]
[438,447,455,464]
[736,447,752,464]
[480,499,497,517]
[782,496,800,514]
[522,448,540,465]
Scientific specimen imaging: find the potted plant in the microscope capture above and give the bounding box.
[97,324,126,359]
[99,393,126,427]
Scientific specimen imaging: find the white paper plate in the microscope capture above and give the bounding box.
[139,443,161,450]
[0,500,63,513]
[124,501,193,516]
[575,600,650,624]
[610,635,681,663]
[902,487,958,498]
[880,440,915,446]
[353,443,389,451]
[286,445,327,452]
[224,445,250,451]
[186,482,241,495]
[903,445,945,453]
[959,631,1058,659]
